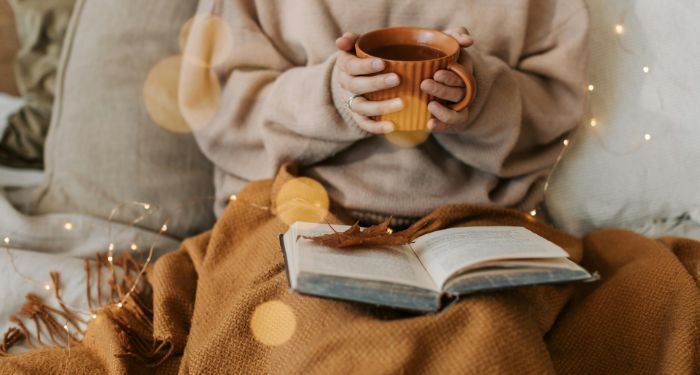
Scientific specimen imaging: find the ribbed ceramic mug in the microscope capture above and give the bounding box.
[356,27,476,131]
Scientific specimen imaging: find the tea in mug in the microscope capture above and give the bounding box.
[367,44,447,61]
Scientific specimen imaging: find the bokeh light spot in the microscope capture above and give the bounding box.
[143,55,192,133]
[250,300,297,346]
[179,56,222,130]
[385,130,430,148]
[180,15,233,69]
[379,94,431,134]
[276,177,330,226]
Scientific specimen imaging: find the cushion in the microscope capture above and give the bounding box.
[0,0,76,169]
[0,0,18,95]
[544,0,700,236]
[31,0,215,239]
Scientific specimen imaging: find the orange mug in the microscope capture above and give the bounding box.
[355,27,476,132]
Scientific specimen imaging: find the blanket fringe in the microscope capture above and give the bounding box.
[0,328,25,356]
[3,293,83,352]
[114,326,174,367]
[0,251,171,365]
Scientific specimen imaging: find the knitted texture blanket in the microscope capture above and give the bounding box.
[1,167,698,374]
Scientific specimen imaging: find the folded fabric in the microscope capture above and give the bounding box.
[1,166,697,373]
[635,209,700,240]
[0,0,19,95]
[0,0,76,169]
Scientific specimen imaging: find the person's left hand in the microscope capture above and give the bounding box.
[420,27,475,132]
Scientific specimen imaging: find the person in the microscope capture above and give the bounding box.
[189,0,589,226]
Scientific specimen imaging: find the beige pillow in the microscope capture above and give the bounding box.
[32,0,215,238]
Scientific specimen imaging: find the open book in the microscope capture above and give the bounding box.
[279,222,593,313]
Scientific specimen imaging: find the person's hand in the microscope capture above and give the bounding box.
[420,27,475,132]
[333,32,403,134]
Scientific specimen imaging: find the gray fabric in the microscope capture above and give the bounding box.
[31,0,215,239]
[0,0,76,169]
[634,209,700,241]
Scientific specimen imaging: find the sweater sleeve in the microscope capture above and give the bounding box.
[186,0,370,183]
[432,7,589,179]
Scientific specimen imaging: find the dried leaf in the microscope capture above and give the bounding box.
[298,217,426,249]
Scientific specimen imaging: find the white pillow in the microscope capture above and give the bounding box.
[544,0,700,236]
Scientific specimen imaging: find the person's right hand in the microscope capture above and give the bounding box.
[333,32,403,134]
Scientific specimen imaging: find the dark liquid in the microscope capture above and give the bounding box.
[367,44,446,61]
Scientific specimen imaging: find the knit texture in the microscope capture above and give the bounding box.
[1,166,698,373]
[189,0,590,219]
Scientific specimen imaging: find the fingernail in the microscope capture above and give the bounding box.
[372,59,385,70]
[385,74,399,86]
[427,120,435,131]
[391,99,403,110]
[383,123,394,133]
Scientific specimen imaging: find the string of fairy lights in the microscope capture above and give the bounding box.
[1,12,658,352]
[536,17,654,218]
[3,201,165,323]
[1,193,280,345]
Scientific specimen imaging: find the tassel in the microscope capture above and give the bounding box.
[0,328,25,356]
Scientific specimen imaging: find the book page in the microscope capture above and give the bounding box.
[411,226,569,288]
[287,223,438,291]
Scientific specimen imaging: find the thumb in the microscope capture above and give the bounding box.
[335,32,359,51]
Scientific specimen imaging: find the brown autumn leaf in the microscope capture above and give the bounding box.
[298,217,427,249]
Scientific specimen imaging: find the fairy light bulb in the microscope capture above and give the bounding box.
[108,243,114,251]
[130,244,138,251]
[91,314,97,319]
[44,284,51,291]
[63,324,68,331]
[63,222,74,231]
[161,224,168,232]
[3,237,9,244]
[642,66,650,73]
[229,194,237,202]
[587,84,595,92]
[590,118,598,127]
[530,210,537,216]
[615,24,624,34]
[143,204,151,210]
[644,133,651,141]
[563,139,570,146]
[107,255,113,263]
[117,302,123,308]
[386,228,393,235]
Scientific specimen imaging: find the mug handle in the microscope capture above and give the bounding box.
[446,62,476,112]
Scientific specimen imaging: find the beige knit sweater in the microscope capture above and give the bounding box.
[191,0,589,222]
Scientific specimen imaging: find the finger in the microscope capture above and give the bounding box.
[350,97,403,117]
[433,70,465,87]
[446,26,470,35]
[428,101,466,125]
[337,51,386,76]
[444,27,474,47]
[338,71,400,95]
[421,79,464,103]
[335,32,359,51]
[427,118,450,132]
[352,113,395,134]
